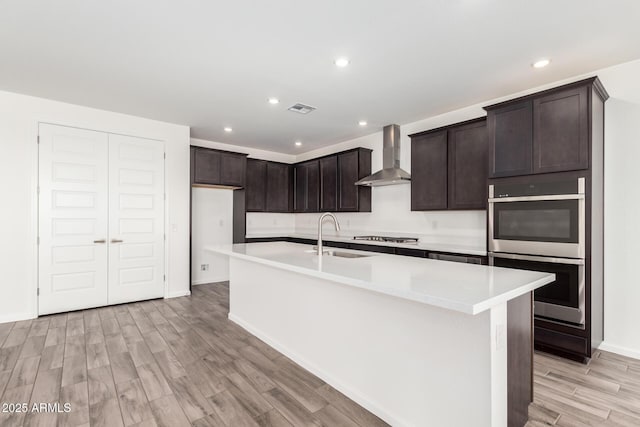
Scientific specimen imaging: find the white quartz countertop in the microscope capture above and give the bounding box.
[245,232,487,256]
[208,242,554,315]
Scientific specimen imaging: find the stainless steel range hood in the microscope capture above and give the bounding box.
[355,124,411,186]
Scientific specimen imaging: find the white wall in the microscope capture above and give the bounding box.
[191,188,234,284]
[0,90,191,323]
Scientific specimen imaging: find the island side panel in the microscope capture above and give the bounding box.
[228,257,506,427]
[507,292,533,427]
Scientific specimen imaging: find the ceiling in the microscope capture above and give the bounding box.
[2,1,639,154]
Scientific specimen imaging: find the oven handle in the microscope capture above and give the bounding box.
[488,252,585,265]
[489,194,585,203]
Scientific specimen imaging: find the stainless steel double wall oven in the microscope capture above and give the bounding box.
[489,178,586,328]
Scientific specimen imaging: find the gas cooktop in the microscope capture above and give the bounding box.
[353,236,419,244]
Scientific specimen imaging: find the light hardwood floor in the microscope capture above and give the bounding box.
[0,282,638,427]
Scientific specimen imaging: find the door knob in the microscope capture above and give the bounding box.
[93,239,106,244]
[111,239,124,243]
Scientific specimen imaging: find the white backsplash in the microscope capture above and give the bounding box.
[246,183,487,249]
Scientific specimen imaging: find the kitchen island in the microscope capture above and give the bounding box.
[207,242,555,427]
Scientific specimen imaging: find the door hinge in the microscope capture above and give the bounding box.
[164,193,166,201]
[37,136,40,144]
[37,186,40,195]
[164,152,166,159]
[163,275,166,282]
[37,236,40,245]
[37,288,40,296]
[164,234,166,241]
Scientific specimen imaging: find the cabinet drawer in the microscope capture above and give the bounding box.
[534,326,588,356]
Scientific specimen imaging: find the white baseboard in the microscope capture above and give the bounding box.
[0,312,36,324]
[228,313,401,427]
[165,290,191,299]
[191,278,229,286]
[599,341,640,360]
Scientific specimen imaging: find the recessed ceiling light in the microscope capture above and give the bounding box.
[295,141,302,147]
[334,57,350,68]
[224,127,233,132]
[358,120,368,126]
[268,98,279,105]
[533,58,551,69]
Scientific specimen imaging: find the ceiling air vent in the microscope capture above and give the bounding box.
[287,103,316,114]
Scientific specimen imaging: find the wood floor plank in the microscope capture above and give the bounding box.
[87,342,110,370]
[2,327,29,348]
[314,404,360,427]
[225,372,273,418]
[116,378,153,426]
[27,319,50,338]
[6,355,40,389]
[152,350,186,379]
[64,334,86,359]
[209,389,261,427]
[89,397,125,427]
[59,381,90,427]
[149,394,191,427]
[43,327,65,347]
[142,331,168,354]
[136,362,172,402]
[0,345,21,371]
[19,336,46,359]
[110,352,139,385]
[166,375,215,422]
[254,409,293,427]
[88,365,118,406]
[269,368,327,413]
[62,354,87,387]
[39,343,64,372]
[262,387,321,427]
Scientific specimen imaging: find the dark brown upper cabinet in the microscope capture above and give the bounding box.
[319,156,338,211]
[265,162,292,213]
[448,120,489,209]
[192,147,247,187]
[409,117,488,211]
[485,77,608,178]
[246,159,267,212]
[487,101,533,178]
[410,130,448,210]
[533,85,589,174]
[294,161,320,213]
[337,148,372,212]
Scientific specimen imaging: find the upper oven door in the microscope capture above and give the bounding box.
[489,196,585,258]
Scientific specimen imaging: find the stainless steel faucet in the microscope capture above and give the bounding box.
[317,212,340,256]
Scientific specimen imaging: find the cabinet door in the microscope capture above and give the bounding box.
[266,162,290,212]
[448,120,488,210]
[338,151,360,211]
[294,163,307,212]
[306,161,320,212]
[320,156,338,211]
[246,159,266,211]
[220,152,246,187]
[488,101,533,178]
[411,131,448,210]
[193,148,221,184]
[533,86,589,173]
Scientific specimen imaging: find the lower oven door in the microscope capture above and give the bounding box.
[489,253,585,328]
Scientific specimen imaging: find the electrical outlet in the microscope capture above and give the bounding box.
[200,264,209,271]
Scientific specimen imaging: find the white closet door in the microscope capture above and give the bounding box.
[38,124,109,315]
[108,134,165,304]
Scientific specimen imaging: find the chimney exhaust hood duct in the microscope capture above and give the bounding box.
[355,124,411,187]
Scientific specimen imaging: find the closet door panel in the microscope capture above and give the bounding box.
[38,123,109,315]
[108,134,165,304]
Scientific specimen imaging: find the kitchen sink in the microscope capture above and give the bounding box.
[304,249,373,258]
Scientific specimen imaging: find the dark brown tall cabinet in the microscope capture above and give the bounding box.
[319,156,338,211]
[485,77,609,362]
[409,118,488,211]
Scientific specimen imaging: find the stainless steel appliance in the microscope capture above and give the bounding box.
[489,178,585,259]
[353,236,418,244]
[354,124,411,187]
[488,178,586,328]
